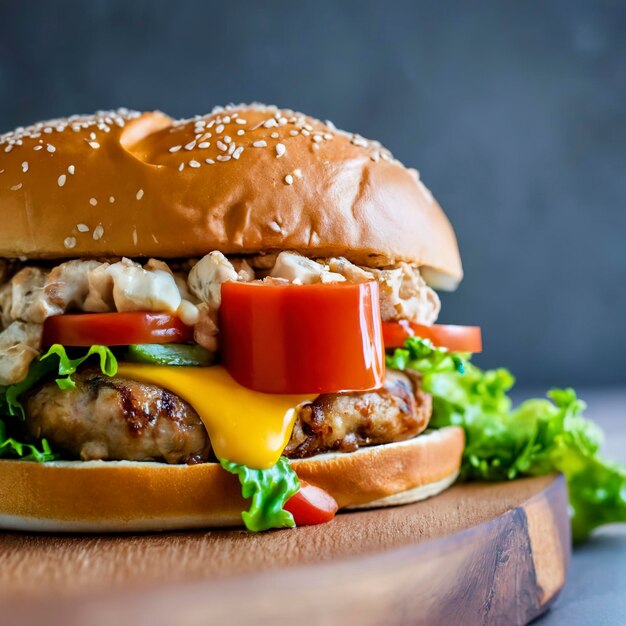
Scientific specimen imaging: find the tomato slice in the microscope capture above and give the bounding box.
[284,481,338,526]
[42,312,194,347]
[220,281,385,394]
[382,321,482,353]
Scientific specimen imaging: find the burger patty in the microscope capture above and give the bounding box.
[25,370,431,464]
[284,370,431,458]
[26,375,213,464]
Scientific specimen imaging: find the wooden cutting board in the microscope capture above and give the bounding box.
[0,474,570,626]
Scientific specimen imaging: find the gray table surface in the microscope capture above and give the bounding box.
[523,389,626,625]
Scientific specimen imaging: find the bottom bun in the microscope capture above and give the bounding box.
[0,426,463,532]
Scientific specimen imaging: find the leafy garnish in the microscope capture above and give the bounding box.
[40,344,118,390]
[220,456,300,532]
[388,337,626,542]
[0,420,56,462]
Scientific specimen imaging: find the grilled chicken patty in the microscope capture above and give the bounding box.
[26,374,212,464]
[25,370,431,464]
[284,371,431,458]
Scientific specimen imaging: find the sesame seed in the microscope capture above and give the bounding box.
[293,168,303,178]
[216,155,231,162]
[189,160,201,168]
[253,140,267,148]
[44,128,53,134]
[275,143,286,158]
[46,144,56,153]
[301,129,310,136]
[77,223,89,233]
[132,228,138,245]
[88,141,100,149]
[169,145,182,153]
[216,141,228,152]
[57,174,67,187]
[21,161,28,173]
[223,136,232,144]
[312,135,323,143]
[289,130,299,136]
[263,119,278,128]
[68,165,75,175]
[90,132,96,140]
[89,197,98,206]
[136,188,144,200]
[33,145,43,151]
[92,224,104,240]
[284,174,294,185]
[10,183,22,191]
[216,124,224,133]
[270,132,279,139]
[205,158,215,164]
[4,145,13,153]
[232,146,243,160]
[269,221,282,233]
[235,118,247,125]
[227,142,236,155]
[198,142,211,149]
[178,163,185,171]
[64,236,77,249]
[109,196,115,203]
[184,140,196,150]
[237,129,245,136]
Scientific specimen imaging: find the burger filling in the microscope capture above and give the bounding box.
[0,250,465,531]
[0,251,440,386]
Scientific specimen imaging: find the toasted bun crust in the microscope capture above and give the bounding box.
[0,427,463,532]
[0,105,462,286]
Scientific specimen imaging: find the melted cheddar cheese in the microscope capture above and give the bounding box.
[116,364,316,469]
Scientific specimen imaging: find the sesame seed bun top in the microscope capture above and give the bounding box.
[0,104,462,288]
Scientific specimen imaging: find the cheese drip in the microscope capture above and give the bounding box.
[116,364,316,469]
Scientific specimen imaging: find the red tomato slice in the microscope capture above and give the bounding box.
[284,481,338,526]
[220,281,385,394]
[382,321,482,353]
[42,312,194,347]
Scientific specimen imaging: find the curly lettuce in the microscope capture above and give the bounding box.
[388,337,626,542]
[221,456,300,532]
[0,344,118,462]
[0,419,56,462]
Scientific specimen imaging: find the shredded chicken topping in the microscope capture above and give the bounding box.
[0,251,440,385]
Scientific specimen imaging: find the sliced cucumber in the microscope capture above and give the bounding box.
[125,344,216,367]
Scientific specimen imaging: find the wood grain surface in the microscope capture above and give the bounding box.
[0,474,570,626]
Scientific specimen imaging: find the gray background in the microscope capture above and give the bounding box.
[0,0,624,387]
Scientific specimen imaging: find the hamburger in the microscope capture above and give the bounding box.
[0,103,481,532]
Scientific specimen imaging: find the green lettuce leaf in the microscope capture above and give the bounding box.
[40,344,118,390]
[388,337,626,542]
[220,456,300,532]
[0,420,56,462]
